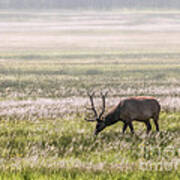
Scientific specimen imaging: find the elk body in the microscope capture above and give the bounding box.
[85,93,161,135]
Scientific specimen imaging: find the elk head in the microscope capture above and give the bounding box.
[85,92,108,135]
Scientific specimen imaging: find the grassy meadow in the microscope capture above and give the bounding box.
[0,10,180,179]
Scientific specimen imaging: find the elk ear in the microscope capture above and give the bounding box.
[96,118,104,123]
[101,116,105,121]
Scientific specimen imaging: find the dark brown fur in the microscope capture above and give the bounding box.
[95,97,161,135]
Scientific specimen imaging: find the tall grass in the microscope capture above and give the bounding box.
[0,10,180,179]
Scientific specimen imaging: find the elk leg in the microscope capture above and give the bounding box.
[122,123,128,134]
[145,121,152,134]
[153,116,159,132]
[128,122,134,134]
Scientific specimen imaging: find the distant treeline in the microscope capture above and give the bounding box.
[0,0,180,9]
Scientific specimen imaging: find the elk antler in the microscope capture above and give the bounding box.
[85,92,98,122]
[99,91,108,119]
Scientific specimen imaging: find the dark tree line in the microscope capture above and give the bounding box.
[0,0,180,9]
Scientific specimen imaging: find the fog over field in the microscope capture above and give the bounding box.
[0,11,180,99]
[0,5,180,180]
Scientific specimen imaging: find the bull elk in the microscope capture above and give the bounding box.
[85,92,161,135]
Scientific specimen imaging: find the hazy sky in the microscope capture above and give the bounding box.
[0,0,180,9]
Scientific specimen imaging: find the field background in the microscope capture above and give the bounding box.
[0,10,180,179]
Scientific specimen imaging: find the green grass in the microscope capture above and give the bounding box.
[0,170,179,180]
[0,56,180,99]
[0,170,180,180]
[0,113,179,179]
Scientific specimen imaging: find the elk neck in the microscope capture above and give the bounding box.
[104,105,121,126]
